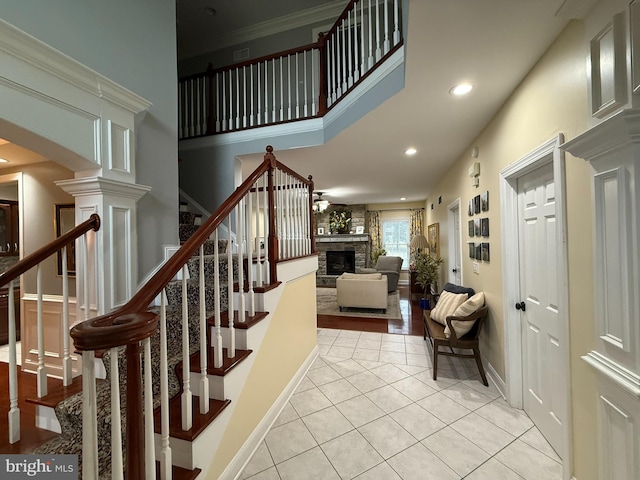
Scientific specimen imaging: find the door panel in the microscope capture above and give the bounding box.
[518,163,563,455]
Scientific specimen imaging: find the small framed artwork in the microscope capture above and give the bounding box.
[481,191,489,211]
[355,226,364,234]
[254,237,265,251]
[428,223,440,258]
[474,195,481,214]
[468,220,474,237]
[481,242,490,262]
[468,242,475,259]
[475,243,482,260]
[474,218,481,237]
[54,203,76,276]
[317,227,325,235]
[468,199,474,216]
[481,218,489,237]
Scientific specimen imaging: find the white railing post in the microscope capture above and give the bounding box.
[383,0,390,54]
[199,244,210,414]
[62,245,72,386]
[159,292,172,480]
[213,231,223,368]
[144,337,156,480]
[236,201,246,324]
[227,218,236,357]
[36,264,47,397]
[247,184,255,317]
[393,0,400,45]
[82,350,99,480]
[375,0,382,61]
[181,265,193,431]
[8,280,20,444]
[368,0,374,68]
[110,347,124,480]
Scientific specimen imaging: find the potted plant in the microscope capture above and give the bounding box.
[329,210,351,234]
[371,246,387,265]
[414,251,443,309]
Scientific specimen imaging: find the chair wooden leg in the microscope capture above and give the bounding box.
[432,343,439,381]
[473,347,488,386]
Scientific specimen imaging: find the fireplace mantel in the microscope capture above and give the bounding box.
[316,234,369,243]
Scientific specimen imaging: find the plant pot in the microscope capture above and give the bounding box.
[419,297,430,310]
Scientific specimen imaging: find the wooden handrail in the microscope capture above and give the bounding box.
[0,213,101,289]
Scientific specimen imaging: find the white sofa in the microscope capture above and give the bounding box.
[336,272,388,312]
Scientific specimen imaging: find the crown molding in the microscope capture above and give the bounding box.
[183,0,346,59]
[0,18,151,114]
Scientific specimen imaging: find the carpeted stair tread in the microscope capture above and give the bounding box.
[179,211,197,225]
[179,224,199,242]
[164,279,230,312]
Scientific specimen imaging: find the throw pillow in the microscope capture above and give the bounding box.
[430,290,468,325]
[445,292,485,338]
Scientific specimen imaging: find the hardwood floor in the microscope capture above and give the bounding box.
[317,285,424,336]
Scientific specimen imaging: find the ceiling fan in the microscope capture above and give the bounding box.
[312,192,330,213]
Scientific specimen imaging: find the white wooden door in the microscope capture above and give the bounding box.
[517,163,563,455]
[449,203,462,285]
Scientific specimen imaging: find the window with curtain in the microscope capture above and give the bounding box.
[382,218,410,268]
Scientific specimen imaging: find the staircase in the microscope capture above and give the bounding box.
[5,147,317,479]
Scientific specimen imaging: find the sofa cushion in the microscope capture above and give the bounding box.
[340,272,382,280]
[445,292,485,338]
[430,290,468,325]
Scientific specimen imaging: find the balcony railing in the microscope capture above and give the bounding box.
[179,0,403,139]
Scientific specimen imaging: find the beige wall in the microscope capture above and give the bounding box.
[424,20,599,479]
[206,272,317,479]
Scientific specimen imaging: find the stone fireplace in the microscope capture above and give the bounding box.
[316,234,369,286]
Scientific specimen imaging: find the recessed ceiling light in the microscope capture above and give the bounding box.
[404,148,417,156]
[0,158,8,163]
[400,197,406,201]
[450,83,473,96]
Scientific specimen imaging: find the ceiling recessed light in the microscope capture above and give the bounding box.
[404,148,417,156]
[400,197,406,201]
[450,83,473,96]
[0,158,8,163]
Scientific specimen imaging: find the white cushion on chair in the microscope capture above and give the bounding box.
[430,290,468,325]
[445,292,485,338]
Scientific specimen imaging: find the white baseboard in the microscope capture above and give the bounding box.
[486,360,507,400]
[219,345,319,480]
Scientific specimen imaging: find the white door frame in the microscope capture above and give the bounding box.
[499,134,572,477]
[447,198,463,284]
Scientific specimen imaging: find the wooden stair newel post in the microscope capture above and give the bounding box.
[266,146,278,283]
[125,340,144,480]
[317,32,328,116]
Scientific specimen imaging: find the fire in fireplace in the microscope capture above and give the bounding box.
[326,250,356,275]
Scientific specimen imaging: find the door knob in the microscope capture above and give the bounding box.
[452,268,458,273]
[515,301,526,311]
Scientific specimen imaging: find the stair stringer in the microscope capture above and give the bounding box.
[156,255,319,475]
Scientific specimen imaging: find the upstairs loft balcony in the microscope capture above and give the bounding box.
[178,0,405,141]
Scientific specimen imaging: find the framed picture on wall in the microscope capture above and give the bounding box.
[474,218,481,237]
[468,242,475,259]
[355,226,364,234]
[481,191,489,211]
[481,242,490,262]
[317,227,324,235]
[481,218,489,237]
[54,203,76,276]
[475,243,482,260]
[428,223,439,258]
[468,220,474,237]
[468,199,474,216]
[474,195,481,214]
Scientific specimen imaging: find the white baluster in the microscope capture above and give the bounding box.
[181,265,192,431]
[361,0,367,75]
[82,350,99,479]
[341,19,347,93]
[311,49,317,115]
[247,184,255,317]
[199,245,209,414]
[178,82,183,139]
[327,38,334,106]
[264,61,269,124]
[252,63,262,125]
[213,231,223,368]
[287,55,292,120]
[368,0,374,68]
[256,176,264,288]
[272,59,277,121]
[384,0,390,54]
[262,173,270,285]
[195,77,201,136]
[353,2,360,82]
[144,337,155,480]
[62,245,72,386]
[336,27,343,97]
[279,57,284,121]
[215,73,221,132]
[243,65,247,128]
[8,280,20,444]
[348,12,354,88]
[375,0,382,61]
[189,79,196,137]
[303,51,308,117]
[249,64,254,126]
[36,264,47,397]
[393,0,400,45]
[227,218,236,357]
[236,201,246,325]
[236,67,241,128]
[159,292,172,480]
[230,70,235,130]
[295,53,300,119]
[110,347,124,480]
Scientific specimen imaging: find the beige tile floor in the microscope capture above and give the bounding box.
[0,341,21,365]
[239,329,563,480]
